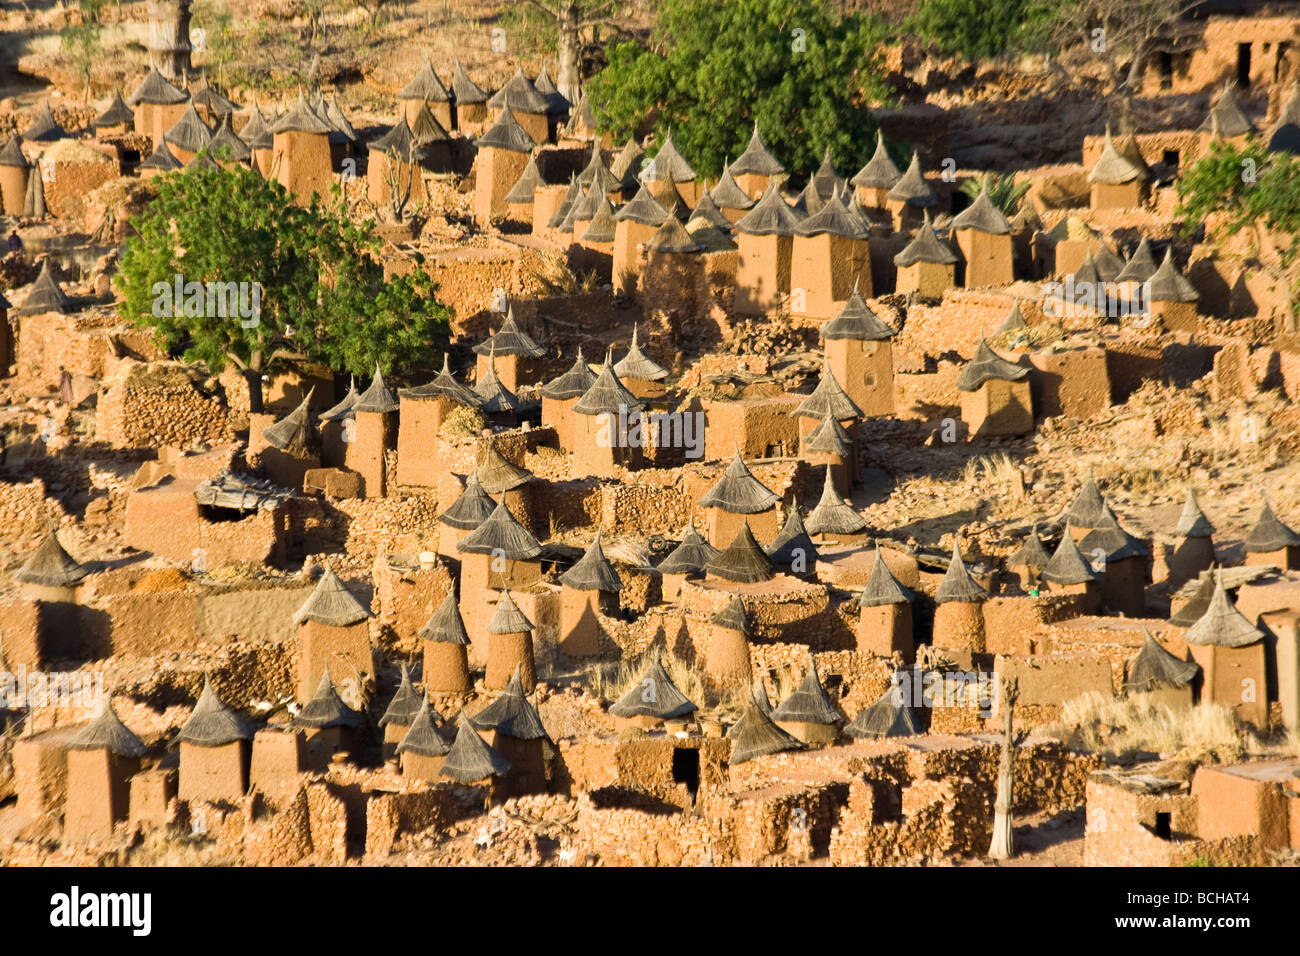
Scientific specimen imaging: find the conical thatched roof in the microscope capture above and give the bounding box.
[956,339,1029,392]
[657,521,719,575]
[706,520,775,583]
[773,657,843,725]
[572,350,642,416]
[400,58,453,102]
[793,359,863,421]
[811,148,845,200]
[1244,497,1300,552]
[294,568,373,626]
[804,411,853,457]
[858,547,912,607]
[794,178,825,218]
[893,212,958,267]
[186,148,221,171]
[613,182,669,226]
[699,452,779,513]
[734,182,801,236]
[178,678,256,745]
[238,105,269,147]
[488,589,534,634]
[378,666,424,727]
[580,196,618,243]
[476,106,536,152]
[487,66,549,113]
[934,540,987,603]
[208,113,252,162]
[21,102,64,142]
[440,718,511,782]
[710,594,750,632]
[1125,630,1199,693]
[353,363,399,413]
[577,145,621,195]
[1072,253,1102,288]
[128,66,188,106]
[505,152,545,204]
[851,131,902,190]
[644,130,696,182]
[1078,510,1148,561]
[419,590,472,645]
[475,442,532,496]
[94,89,135,128]
[1041,532,1099,585]
[996,301,1029,334]
[1170,573,1216,627]
[846,683,921,738]
[318,379,358,422]
[473,350,519,413]
[560,531,623,592]
[456,499,542,559]
[536,66,570,115]
[950,185,1012,235]
[1095,244,1125,282]
[610,136,644,191]
[729,702,806,764]
[1066,476,1109,529]
[411,101,451,145]
[644,214,702,253]
[396,694,450,757]
[269,92,332,135]
[1089,129,1151,185]
[608,651,697,720]
[710,160,756,211]
[469,666,549,739]
[370,117,424,161]
[886,153,937,206]
[1174,488,1214,538]
[399,354,484,406]
[452,59,489,104]
[542,348,598,400]
[291,669,363,728]
[796,192,870,238]
[189,76,239,116]
[15,529,88,587]
[730,121,784,177]
[1116,238,1159,283]
[0,135,29,168]
[1009,526,1050,569]
[1147,248,1199,302]
[16,260,70,316]
[67,700,146,757]
[766,507,818,567]
[614,325,669,381]
[688,192,733,232]
[473,308,545,357]
[1186,570,1263,648]
[261,388,318,453]
[820,281,895,340]
[1198,82,1254,137]
[805,468,867,536]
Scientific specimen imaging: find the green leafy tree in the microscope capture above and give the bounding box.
[587,0,891,181]
[907,0,1030,61]
[116,163,451,412]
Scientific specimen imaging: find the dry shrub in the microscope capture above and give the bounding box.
[439,404,486,438]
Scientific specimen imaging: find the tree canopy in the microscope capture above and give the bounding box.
[587,0,891,181]
[115,162,451,410]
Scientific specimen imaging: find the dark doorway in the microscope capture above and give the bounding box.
[672,747,700,803]
[1154,812,1172,840]
[1159,51,1174,90]
[1162,150,1180,171]
[1238,44,1253,88]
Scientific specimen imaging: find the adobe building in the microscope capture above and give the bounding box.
[1199,82,1255,150]
[367,118,428,210]
[452,59,491,129]
[537,66,572,139]
[820,284,896,419]
[395,356,485,488]
[455,499,543,605]
[772,657,843,745]
[0,136,30,216]
[420,592,473,693]
[1185,571,1268,727]
[791,192,872,318]
[576,196,617,275]
[440,718,511,788]
[1039,531,1101,609]
[656,521,719,603]
[176,678,256,804]
[804,467,868,544]
[410,101,454,172]
[484,590,537,691]
[269,93,334,203]
[641,217,708,320]
[1167,488,1216,590]
[473,107,537,222]
[733,183,802,316]
[1063,475,1113,543]
[801,411,853,498]
[792,359,863,455]
[399,58,454,130]
[706,595,755,684]
[1079,511,1150,619]
[851,131,903,213]
[290,669,364,765]
[437,473,497,558]
[612,184,669,296]
[885,153,938,233]
[541,349,597,454]
[1008,527,1050,591]
[698,451,781,545]
[138,140,183,178]
[705,519,776,586]
[847,682,922,739]
[487,67,550,145]
[1115,237,1159,293]
[710,160,756,224]
[1146,249,1201,333]
[1124,630,1198,711]
[643,130,700,205]
[857,548,915,662]
[474,308,546,393]
[63,701,145,845]
[956,339,1033,438]
[728,122,784,201]
[931,541,989,660]
[378,666,423,760]
[570,355,645,477]
[730,701,805,763]
[259,388,320,491]
[767,507,818,578]
[317,379,357,469]
[14,527,88,604]
[346,365,399,498]
[894,212,958,298]
[161,101,212,165]
[473,348,521,420]
[577,144,623,201]
[475,441,533,520]
[127,66,189,145]
[505,150,544,225]
[558,532,622,658]
[208,114,252,167]
[543,174,580,239]
[293,568,375,707]
[1243,498,1300,570]
[949,185,1015,289]
[608,652,699,731]
[396,694,450,781]
[1088,129,1153,211]
[469,667,552,796]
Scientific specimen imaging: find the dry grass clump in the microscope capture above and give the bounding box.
[1043,692,1299,763]
[132,567,191,593]
[439,404,486,438]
